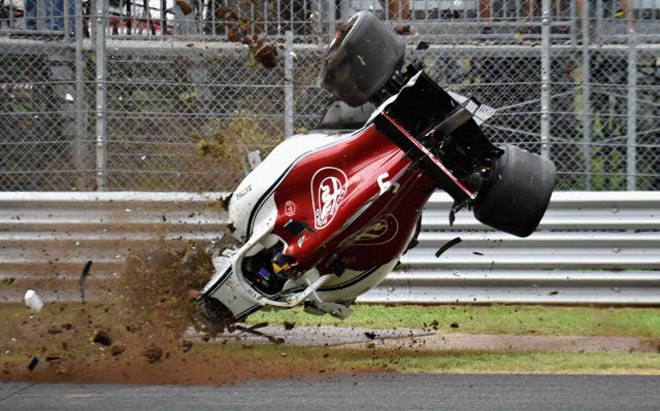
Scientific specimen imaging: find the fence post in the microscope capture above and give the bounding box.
[160,0,166,37]
[326,0,336,36]
[64,0,70,39]
[339,0,351,23]
[309,0,323,36]
[626,25,637,190]
[569,0,577,46]
[581,0,592,190]
[90,0,96,43]
[540,0,551,159]
[284,30,294,139]
[74,0,88,189]
[594,0,603,43]
[95,0,107,190]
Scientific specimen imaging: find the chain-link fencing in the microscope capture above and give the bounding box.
[1,0,658,191]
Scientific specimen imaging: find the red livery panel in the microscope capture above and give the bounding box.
[272,124,435,274]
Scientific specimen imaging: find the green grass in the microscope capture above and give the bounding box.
[248,304,660,337]
[374,352,660,375]
[215,345,660,375]
[7,302,659,338]
[3,303,659,377]
[182,342,660,376]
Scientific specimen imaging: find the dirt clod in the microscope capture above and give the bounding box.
[143,345,164,363]
[283,321,296,331]
[1,277,15,286]
[91,329,113,346]
[182,340,193,353]
[175,0,192,15]
[430,320,439,330]
[47,325,62,335]
[111,344,127,356]
[252,43,277,69]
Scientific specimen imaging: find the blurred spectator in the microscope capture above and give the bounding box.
[52,0,75,31]
[577,0,629,19]
[480,0,585,35]
[1,0,24,28]
[378,0,409,20]
[479,0,573,34]
[25,0,76,31]
[479,0,493,33]
[518,0,628,23]
[24,0,37,29]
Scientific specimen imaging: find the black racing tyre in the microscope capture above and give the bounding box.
[316,99,376,130]
[321,11,405,107]
[473,144,556,238]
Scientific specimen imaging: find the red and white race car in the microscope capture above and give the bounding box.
[197,11,556,329]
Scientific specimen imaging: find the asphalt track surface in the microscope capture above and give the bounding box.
[2,374,659,411]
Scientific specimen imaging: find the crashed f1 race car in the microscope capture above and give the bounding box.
[197,11,556,329]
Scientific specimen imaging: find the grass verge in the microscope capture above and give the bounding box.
[2,302,659,383]
[248,304,660,337]
[358,351,660,375]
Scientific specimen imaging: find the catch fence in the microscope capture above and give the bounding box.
[1,0,659,191]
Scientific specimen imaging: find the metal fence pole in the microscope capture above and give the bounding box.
[339,0,351,23]
[74,0,87,189]
[626,26,637,190]
[284,30,294,139]
[160,0,166,37]
[326,0,336,37]
[64,0,71,39]
[594,0,602,42]
[581,0,592,190]
[569,0,577,46]
[539,0,551,159]
[90,0,96,43]
[309,0,320,36]
[95,0,107,190]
